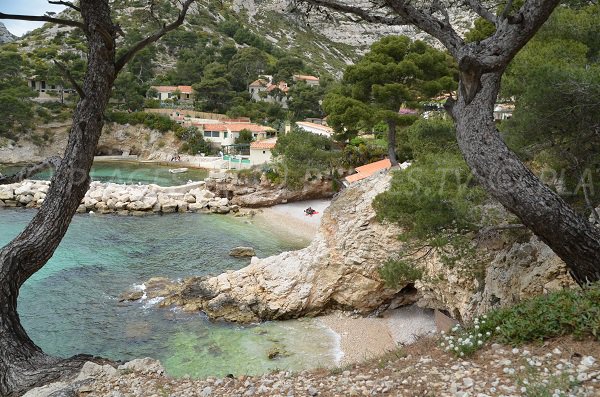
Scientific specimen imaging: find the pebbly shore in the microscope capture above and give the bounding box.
[24,337,600,397]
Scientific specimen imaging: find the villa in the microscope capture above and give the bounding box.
[150,85,194,103]
[295,121,334,138]
[248,77,289,108]
[195,121,274,147]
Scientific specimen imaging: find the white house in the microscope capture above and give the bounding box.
[295,121,334,138]
[196,121,273,147]
[250,137,278,165]
[248,78,289,108]
[493,104,514,121]
[150,85,194,103]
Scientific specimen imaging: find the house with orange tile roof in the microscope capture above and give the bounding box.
[192,121,274,147]
[343,159,393,186]
[292,74,320,87]
[248,76,289,108]
[150,85,194,103]
[250,137,278,165]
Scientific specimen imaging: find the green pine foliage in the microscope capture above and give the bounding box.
[271,128,341,189]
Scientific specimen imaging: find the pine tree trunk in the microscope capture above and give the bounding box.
[0,1,117,395]
[452,71,600,285]
[387,119,399,166]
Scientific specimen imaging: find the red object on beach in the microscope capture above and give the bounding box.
[305,211,319,216]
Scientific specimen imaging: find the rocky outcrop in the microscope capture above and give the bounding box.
[127,172,576,324]
[0,22,16,44]
[229,246,256,257]
[417,234,576,322]
[0,180,238,215]
[129,173,408,321]
[205,174,335,208]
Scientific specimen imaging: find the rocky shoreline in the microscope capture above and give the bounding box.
[0,179,239,215]
[23,337,600,397]
[121,171,575,325]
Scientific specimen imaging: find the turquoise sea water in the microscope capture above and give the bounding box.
[0,209,337,377]
[0,161,208,186]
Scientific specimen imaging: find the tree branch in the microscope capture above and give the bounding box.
[383,0,464,57]
[114,0,195,73]
[0,156,62,185]
[53,60,85,99]
[467,0,497,25]
[293,0,406,25]
[0,12,83,29]
[47,0,81,12]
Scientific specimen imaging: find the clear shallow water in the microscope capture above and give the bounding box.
[0,161,208,186]
[0,209,337,377]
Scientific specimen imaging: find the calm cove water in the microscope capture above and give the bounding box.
[0,161,209,186]
[0,209,338,377]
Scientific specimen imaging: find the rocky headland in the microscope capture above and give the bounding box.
[123,171,575,324]
[205,174,336,208]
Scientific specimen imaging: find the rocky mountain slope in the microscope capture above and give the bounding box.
[0,22,16,44]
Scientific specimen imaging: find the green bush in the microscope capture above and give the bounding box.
[373,152,486,239]
[105,111,183,134]
[272,128,341,189]
[441,283,600,357]
[378,259,423,288]
[177,126,213,155]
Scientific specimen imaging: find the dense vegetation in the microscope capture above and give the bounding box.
[373,2,600,287]
[443,283,600,357]
[271,128,341,189]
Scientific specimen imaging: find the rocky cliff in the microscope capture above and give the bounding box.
[0,122,181,164]
[205,173,336,207]
[126,171,575,323]
[0,22,16,44]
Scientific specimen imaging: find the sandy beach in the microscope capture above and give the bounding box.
[319,306,437,366]
[251,199,331,244]
[249,198,437,367]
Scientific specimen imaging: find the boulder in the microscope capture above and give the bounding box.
[184,193,196,203]
[0,186,14,200]
[118,358,165,375]
[18,194,34,205]
[229,247,256,258]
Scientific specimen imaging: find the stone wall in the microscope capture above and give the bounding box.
[0,180,237,215]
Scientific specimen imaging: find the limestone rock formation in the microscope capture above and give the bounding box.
[128,172,407,322]
[0,22,16,44]
[125,172,575,324]
[205,174,335,208]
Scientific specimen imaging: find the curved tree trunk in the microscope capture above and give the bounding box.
[451,71,600,285]
[0,1,117,395]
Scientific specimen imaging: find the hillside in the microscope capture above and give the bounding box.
[0,22,16,44]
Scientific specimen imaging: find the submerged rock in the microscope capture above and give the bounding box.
[229,246,256,257]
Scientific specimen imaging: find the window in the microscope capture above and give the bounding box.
[204,132,212,138]
[224,132,228,138]
[211,131,220,138]
[263,151,266,154]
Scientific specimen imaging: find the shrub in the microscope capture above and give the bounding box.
[105,111,184,134]
[440,283,600,357]
[378,259,423,288]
